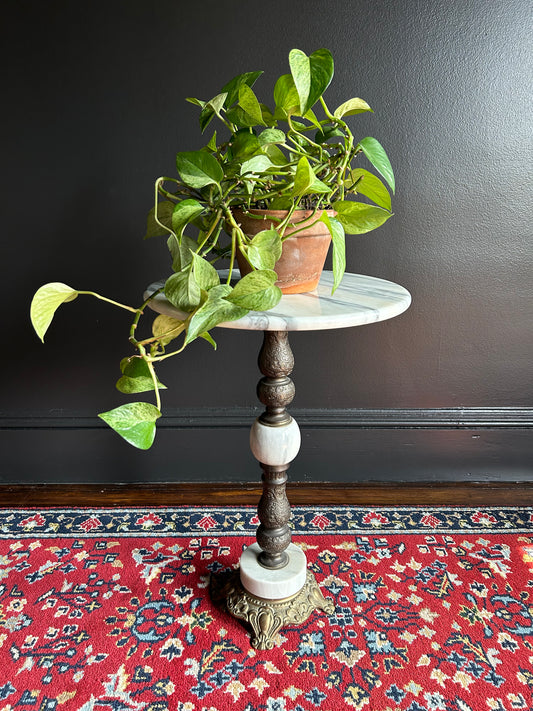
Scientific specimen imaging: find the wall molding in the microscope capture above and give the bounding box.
[2,407,532,430]
[2,408,530,484]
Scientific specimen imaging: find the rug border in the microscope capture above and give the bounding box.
[1,504,532,538]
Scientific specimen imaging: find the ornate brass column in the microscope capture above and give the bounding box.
[255,330,295,569]
[211,330,334,650]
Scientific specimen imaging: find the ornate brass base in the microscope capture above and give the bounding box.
[210,568,335,650]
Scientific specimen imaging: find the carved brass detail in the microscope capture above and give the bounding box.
[253,331,298,567]
[210,569,335,650]
[257,463,292,568]
[258,331,294,378]
[257,331,295,426]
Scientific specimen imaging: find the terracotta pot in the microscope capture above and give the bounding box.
[233,209,335,294]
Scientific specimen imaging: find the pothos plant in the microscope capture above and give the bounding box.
[30,47,395,449]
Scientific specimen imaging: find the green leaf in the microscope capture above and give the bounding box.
[247,229,282,270]
[293,156,314,196]
[206,131,217,151]
[171,199,205,238]
[226,270,282,311]
[164,269,201,312]
[221,71,263,108]
[263,143,288,166]
[200,331,217,349]
[240,155,273,175]
[230,130,262,161]
[151,314,185,347]
[268,196,293,210]
[309,176,330,194]
[260,103,276,127]
[225,105,258,128]
[332,200,393,234]
[117,356,166,394]
[303,107,322,132]
[185,97,205,108]
[176,151,223,189]
[308,48,334,108]
[258,128,286,146]
[291,119,310,131]
[98,402,161,450]
[199,92,228,133]
[119,356,152,378]
[206,284,232,300]
[144,201,175,239]
[273,74,301,117]
[293,156,330,196]
[289,49,311,114]
[333,97,373,119]
[315,125,345,144]
[191,252,220,291]
[238,84,266,125]
[184,297,247,346]
[116,374,166,395]
[321,214,345,293]
[30,282,79,342]
[347,169,391,211]
[358,137,395,193]
[167,234,198,272]
[289,48,334,115]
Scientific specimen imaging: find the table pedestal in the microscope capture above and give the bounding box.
[210,331,334,650]
[147,271,411,648]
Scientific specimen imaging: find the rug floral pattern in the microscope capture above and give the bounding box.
[0,506,532,710]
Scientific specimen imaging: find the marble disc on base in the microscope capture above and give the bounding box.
[240,542,307,599]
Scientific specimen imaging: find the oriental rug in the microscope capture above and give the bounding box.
[0,506,532,711]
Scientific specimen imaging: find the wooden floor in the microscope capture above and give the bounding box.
[1,482,532,507]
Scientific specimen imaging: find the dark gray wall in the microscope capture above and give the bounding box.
[2,0,531,483]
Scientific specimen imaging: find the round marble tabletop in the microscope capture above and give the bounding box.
[145,271,411,332]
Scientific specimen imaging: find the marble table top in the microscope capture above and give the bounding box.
[145,271,411,332]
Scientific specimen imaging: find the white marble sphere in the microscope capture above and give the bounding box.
[250,417,301,466]
[240,542,307,599]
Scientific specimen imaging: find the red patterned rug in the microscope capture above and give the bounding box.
[1,506,532,710]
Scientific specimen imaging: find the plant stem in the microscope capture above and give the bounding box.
[319,96,335,121]
[137,321,186,349]
[145,356,162,411]
[288,115,324,158]
[128,289,163,346]
[196,209,222,253]
[337,128,354,201]
[77,292,140,314]
[150,340,189,363]
[285,135,322,164]
[227,186,292,203]
[317,98,356,201]
[228,227,238,282]
[277,202,298,237]
[224,208,252,278]
[153,178,175,237]
[157,176,199,200]
[200,222,223,258]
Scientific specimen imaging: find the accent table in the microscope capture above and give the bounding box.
[146,271,411,649]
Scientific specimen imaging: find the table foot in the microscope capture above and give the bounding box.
[210,568,334,651]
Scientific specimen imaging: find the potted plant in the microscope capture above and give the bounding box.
[30,47,395,449]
